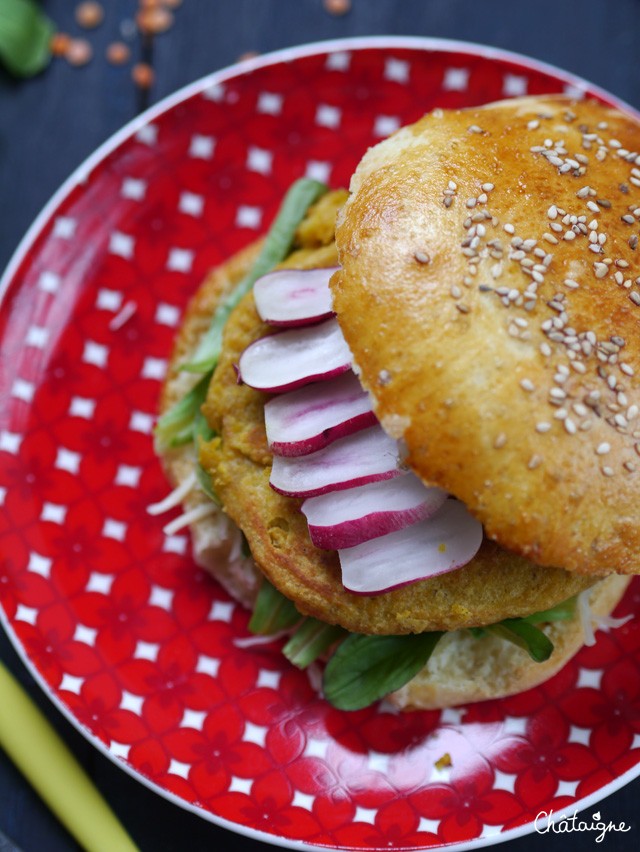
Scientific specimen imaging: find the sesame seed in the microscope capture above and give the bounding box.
[528,454,543,469]
[503,223,515,234]
[621,362,635,376]
[414,251,431,264]
[536,422,551,433]
[520,378,535,392]
[624,461,636,472]
[630,291,640,305]
[550,388,567,400]
[601,466,615,477]
[466,198,477,208]
[594,262,608,278]
[450,285,462,299]
[494,432,507,448]
[482,182,494,192]
[596,442,611,455]
[564,418,577,435]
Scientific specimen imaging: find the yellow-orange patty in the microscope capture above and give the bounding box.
[199,192,593,635]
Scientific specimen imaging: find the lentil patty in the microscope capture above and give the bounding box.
[199,194,593,635]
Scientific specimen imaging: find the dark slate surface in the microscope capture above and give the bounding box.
[1,1,639,850]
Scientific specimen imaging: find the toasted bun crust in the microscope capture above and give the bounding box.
[333,96,640,577]
[390,574,631,710]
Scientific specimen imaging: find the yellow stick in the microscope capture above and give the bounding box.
[0,661,139,852]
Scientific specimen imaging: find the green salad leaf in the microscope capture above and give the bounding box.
[0,0,54,78]
[248,579,300,635]
[181,178,328,374]
[485,620,554,663]
[283,619,347,669]
[323,632,443,711]
[519,596,576,624]
[154,371,212,450]
[192,408,218,502]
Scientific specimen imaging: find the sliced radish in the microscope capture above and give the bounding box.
[270,425,401,498]
[339,499,483,595]
[253,267,337,326]
[302,474,448,549]
[265,371,376,457]
[238,318,352,392]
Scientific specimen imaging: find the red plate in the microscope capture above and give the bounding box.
[1,38,639,851]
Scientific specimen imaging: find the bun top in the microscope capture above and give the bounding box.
[332,95,640,577]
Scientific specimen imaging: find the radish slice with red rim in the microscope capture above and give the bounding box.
[270,425,401,497]
[339,499,483,595]
[265,371,376,457]
[238,318,352,392]
[302,473,448,549]
[253,267,337,327]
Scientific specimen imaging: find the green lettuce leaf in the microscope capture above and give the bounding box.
[154,371,212,450]
[248,579,300,635]
[485,620,554,662]
[283,619,347,669]
[323,632,443,711]
[181,178,328,374]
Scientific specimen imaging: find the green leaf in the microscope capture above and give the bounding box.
[193,408,219,502]
[470,596,576,640]
[0,0,54,78]
[248,579,300,635]
[181,178,329,374]
[283,619,347,669]
[485,620,554,663]
[323,632,443,711]
[520,596,576,624]
[154,371,212,450]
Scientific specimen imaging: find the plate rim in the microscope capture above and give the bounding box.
[1,34,639,852]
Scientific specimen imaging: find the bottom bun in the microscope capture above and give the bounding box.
[389,574,631,710]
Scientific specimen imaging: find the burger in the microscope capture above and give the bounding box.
[151,95,638,711]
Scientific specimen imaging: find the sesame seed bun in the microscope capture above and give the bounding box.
[332,95,640,578]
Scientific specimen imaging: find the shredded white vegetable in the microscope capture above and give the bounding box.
[147,471,198,515]
[577,589,596,646]
[233,630,291,649]
[228,527,244,563]
[109,301,138,331]
[163,502,217,535]
[306,662,324,695]
[595,612,633,631]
